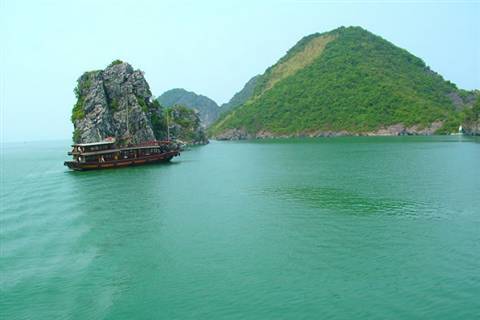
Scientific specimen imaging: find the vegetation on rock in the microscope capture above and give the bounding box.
[71,61,208,145]
[109,59,124,67]
[71,98,85,123]
[210,26,477,138]
[71,71,97,122]
[157,88,220,127]
[167,105,208,144]
[462,95,480,135]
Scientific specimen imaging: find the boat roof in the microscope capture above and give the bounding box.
[72,140,116,147]
[76,145,166,156]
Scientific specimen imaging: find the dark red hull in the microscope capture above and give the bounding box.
[64,151,179,171]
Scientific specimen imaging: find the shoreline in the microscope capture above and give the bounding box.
[212,133,478,142]
[212,121,465,140]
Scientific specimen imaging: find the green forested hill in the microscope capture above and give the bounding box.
[211,26,476,138]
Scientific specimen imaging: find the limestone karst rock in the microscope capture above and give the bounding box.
[71,61,165,145]
[71,60,208,145]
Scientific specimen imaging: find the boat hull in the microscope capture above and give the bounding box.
[64,151,179,171]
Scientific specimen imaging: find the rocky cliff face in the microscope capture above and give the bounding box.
[462,97,480,135]
[463,122,480,135]
[71,61,207,145]
[72,61,163,144]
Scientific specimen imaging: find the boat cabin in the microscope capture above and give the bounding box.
[70,140,116,155]
[65,139,180,170]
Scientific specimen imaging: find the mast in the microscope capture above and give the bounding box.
[126,106,129,135]
[166,109,170,141]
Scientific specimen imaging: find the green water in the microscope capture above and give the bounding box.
[1,136,479,319]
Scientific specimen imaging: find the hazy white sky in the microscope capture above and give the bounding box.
[1,0,479,142]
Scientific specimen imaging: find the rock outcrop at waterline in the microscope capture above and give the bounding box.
[463,122,480,136]
[462,97,480,135]
[71,60,207,145]
[214,122,445,140]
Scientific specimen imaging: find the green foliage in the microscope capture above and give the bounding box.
[168,105,196,127]
[74,77,92,99]
[151,99,161,109]
[460,95,480,135]
[71,71,98,123]
[74,86,80,99]
[108,98,118,112]
[464,96,480,123]
[150,112,166,139]
[255,33,336,94]
[220,75,260,113]
[109,59,123,67]
[435,115,462,134]
[157,88,219,126]
[72,129,81,143]
[167,105,206,142]
[137,96,148,112]
[150,101,167,139]
[109,98,119,111]
[212,27,467,136]
[437,96,480,134]
[71,97,85,123]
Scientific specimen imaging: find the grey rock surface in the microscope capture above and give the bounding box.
[72,62,163,145]
[213,122,445,140]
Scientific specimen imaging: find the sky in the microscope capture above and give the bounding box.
[1,0,479,142]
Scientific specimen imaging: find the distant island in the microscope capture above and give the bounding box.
[157,88,220,127]
[208,26,479,139]
[71,60,208,146]
[156,75,261,129]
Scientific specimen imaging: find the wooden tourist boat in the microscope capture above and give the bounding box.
[64,139,180,171]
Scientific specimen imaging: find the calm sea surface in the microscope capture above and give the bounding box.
[1,136,479,319]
